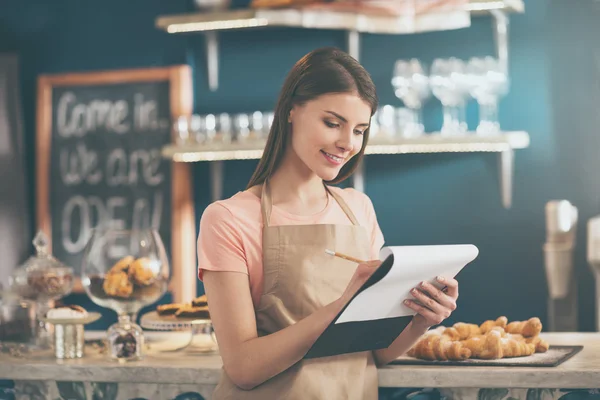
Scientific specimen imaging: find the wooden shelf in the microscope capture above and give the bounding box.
[162,131,529,162]
[156,0,523,35]
[467,0,524,14]
[154,0,522,91]
[162,131,528,209]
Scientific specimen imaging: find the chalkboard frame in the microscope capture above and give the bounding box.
[36,65,196,304]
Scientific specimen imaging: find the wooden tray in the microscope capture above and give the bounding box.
[390,345,583,367]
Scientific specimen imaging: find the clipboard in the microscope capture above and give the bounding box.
[303,244,479,359]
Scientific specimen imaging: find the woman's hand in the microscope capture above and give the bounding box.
[338,260,381,305]
[404,276,459,331]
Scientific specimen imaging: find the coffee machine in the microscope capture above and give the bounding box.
[586,216,600,331]
[544,200,578,331]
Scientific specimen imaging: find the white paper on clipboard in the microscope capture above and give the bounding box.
[335,244,479,324]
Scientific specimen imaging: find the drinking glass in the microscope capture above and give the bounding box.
[392,59,431,137]
[466,56,509,136]
[430,58,470,136]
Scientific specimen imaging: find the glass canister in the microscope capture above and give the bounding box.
[8,231,74,348]
[0,294,37,345]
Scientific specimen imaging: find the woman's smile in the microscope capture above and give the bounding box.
[321,150,344,165]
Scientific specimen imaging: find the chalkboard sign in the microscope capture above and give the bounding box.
[36,66,196,303]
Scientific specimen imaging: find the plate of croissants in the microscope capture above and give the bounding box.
[393,316,582,367]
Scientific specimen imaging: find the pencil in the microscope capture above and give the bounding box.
[324,249,366,264]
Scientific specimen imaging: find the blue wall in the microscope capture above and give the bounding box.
[1,0,597,331]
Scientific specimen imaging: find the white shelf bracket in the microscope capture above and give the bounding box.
[347,29,365,192]
[347,29,360,61]
[205,31,219,91]
[499,149,514,209]
[490,9,509,74]
[210,160,224,202]
[491,10,513,208]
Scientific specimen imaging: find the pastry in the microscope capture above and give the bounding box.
[526,335,550,353]
[47,305,88,319]
[191,294,208,307]
[102,256,159,298]
[443,322,481,341]
[509,333,550,353]
[103,271,133,298]
[108,256,135,274]
[406,316,548,362]
[500,335,536,358]
[156,303,184,316]
[128,257,156,286]
[461,330,503,360]
[406,331,471,361]
[65,304,87,314]
[174,305,210,319]
[479,316,508,334]
[505,317,542,337]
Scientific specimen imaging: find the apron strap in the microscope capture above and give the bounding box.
[261,180,273,227]
[260,180,361,227]
[325,186,360,226]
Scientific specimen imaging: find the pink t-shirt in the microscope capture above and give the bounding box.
[197,186,385,308]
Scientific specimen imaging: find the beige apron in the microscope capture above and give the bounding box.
[212,180,378,400]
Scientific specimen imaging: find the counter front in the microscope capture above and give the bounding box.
[0,332,599,399]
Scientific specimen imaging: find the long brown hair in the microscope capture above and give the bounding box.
[246,47,379,189]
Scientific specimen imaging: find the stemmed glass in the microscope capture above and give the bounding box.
[430,58,470,136]
[466,56,509,136]
[81,228,170,362]
[392,59,431,137]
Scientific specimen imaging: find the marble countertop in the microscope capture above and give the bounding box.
[0,332,598,388]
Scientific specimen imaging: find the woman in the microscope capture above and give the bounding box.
[197,47,459,399]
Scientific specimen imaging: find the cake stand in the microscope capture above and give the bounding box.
[39,312,102,359]
[140,311,218,353]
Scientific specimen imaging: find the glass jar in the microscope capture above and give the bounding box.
[0,294,37,344]
[107,314,144,362]
[81,228,170,361]
[9,231,74,302]
[8,231,74,348]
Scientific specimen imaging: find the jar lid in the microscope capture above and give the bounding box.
[17,231,72,274]
[9,231,74,301]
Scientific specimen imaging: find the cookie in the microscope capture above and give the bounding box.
[128,257,156,286]
[103,271,133,298]
[47,306,88,319]
[108,256,135,275]
[175,305,210,319]
[65,304,87,314]
[156,303,184,316]
[191,294,208,307]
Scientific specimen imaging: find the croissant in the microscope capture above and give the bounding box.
[444,322,481,341]
[500,335,536,358]
[461,330,503,360]
[480,316,508,334]
[505,317,542,337]
[527,336,549,352]
[509,333,549,353]
[488,326,508,337]
[406,333,471,361]
[407,317,547,362]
